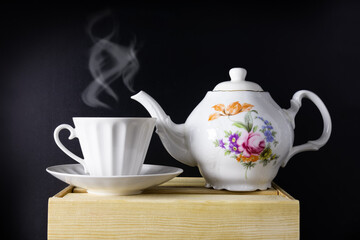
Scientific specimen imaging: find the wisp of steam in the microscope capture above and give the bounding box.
[82,12,139,109]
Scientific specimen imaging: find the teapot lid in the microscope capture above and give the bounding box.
[213,67,263,91]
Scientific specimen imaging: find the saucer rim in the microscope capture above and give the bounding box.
[46,163,183,179]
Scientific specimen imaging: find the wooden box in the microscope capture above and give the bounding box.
[48,177,299,239]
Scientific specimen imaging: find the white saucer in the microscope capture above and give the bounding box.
[46,164,183,195]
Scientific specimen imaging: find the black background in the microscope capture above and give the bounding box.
[0,1,358,239]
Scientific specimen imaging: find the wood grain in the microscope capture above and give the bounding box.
[48,177,299,239]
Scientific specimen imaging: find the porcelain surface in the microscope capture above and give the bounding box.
[54,117,156,176]
[185,91,290,190]
[131,67,332,191]
[46,164,183,195]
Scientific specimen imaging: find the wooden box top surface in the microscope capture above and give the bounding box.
[50,177,298,204]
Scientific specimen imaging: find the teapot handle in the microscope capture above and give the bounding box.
[282,90,332,167]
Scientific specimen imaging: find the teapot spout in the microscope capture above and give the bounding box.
[131,91,196,167]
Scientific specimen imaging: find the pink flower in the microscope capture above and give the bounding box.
[237,132,265,158]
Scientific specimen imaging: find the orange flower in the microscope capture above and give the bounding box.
[208,102,254,121]
[237,155,259,162]
[208,112,222,121]
[213,104,225,112]
[226,102,242,115]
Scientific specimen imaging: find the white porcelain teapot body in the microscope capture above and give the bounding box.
[132,68,332,191]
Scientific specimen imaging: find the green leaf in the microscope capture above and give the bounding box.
[250,110,258,114]
[248,124,253,132]
[260,159,270,167]
[213,139,219,147]
[253,125,258,132]
[245,111,254,132]
[244,112,251,126]
[235,131,242,136]
[224,150,231,156]
[242,161,256,169]
[272,131,277,137]
[233,122,248,131]
[224,130,232,138]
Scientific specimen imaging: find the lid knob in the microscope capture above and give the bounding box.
[213,67,263,91]
[229,68,247,82]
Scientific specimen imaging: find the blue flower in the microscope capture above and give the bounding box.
[229,142,241,154]
[228,133,241,154]
[264,130,274,142]
[264,120,269,125]
[219,139,225,149]
[228,133,239,144]
[266,125,273,130]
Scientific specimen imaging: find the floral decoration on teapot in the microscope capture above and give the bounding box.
[209,102,279,178]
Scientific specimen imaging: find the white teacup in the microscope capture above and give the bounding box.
[54,117,156,176]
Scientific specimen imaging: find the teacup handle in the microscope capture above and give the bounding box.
[282,90,332,167]
[53,124,88,173]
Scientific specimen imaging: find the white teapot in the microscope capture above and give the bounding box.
[131,68,332,191]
